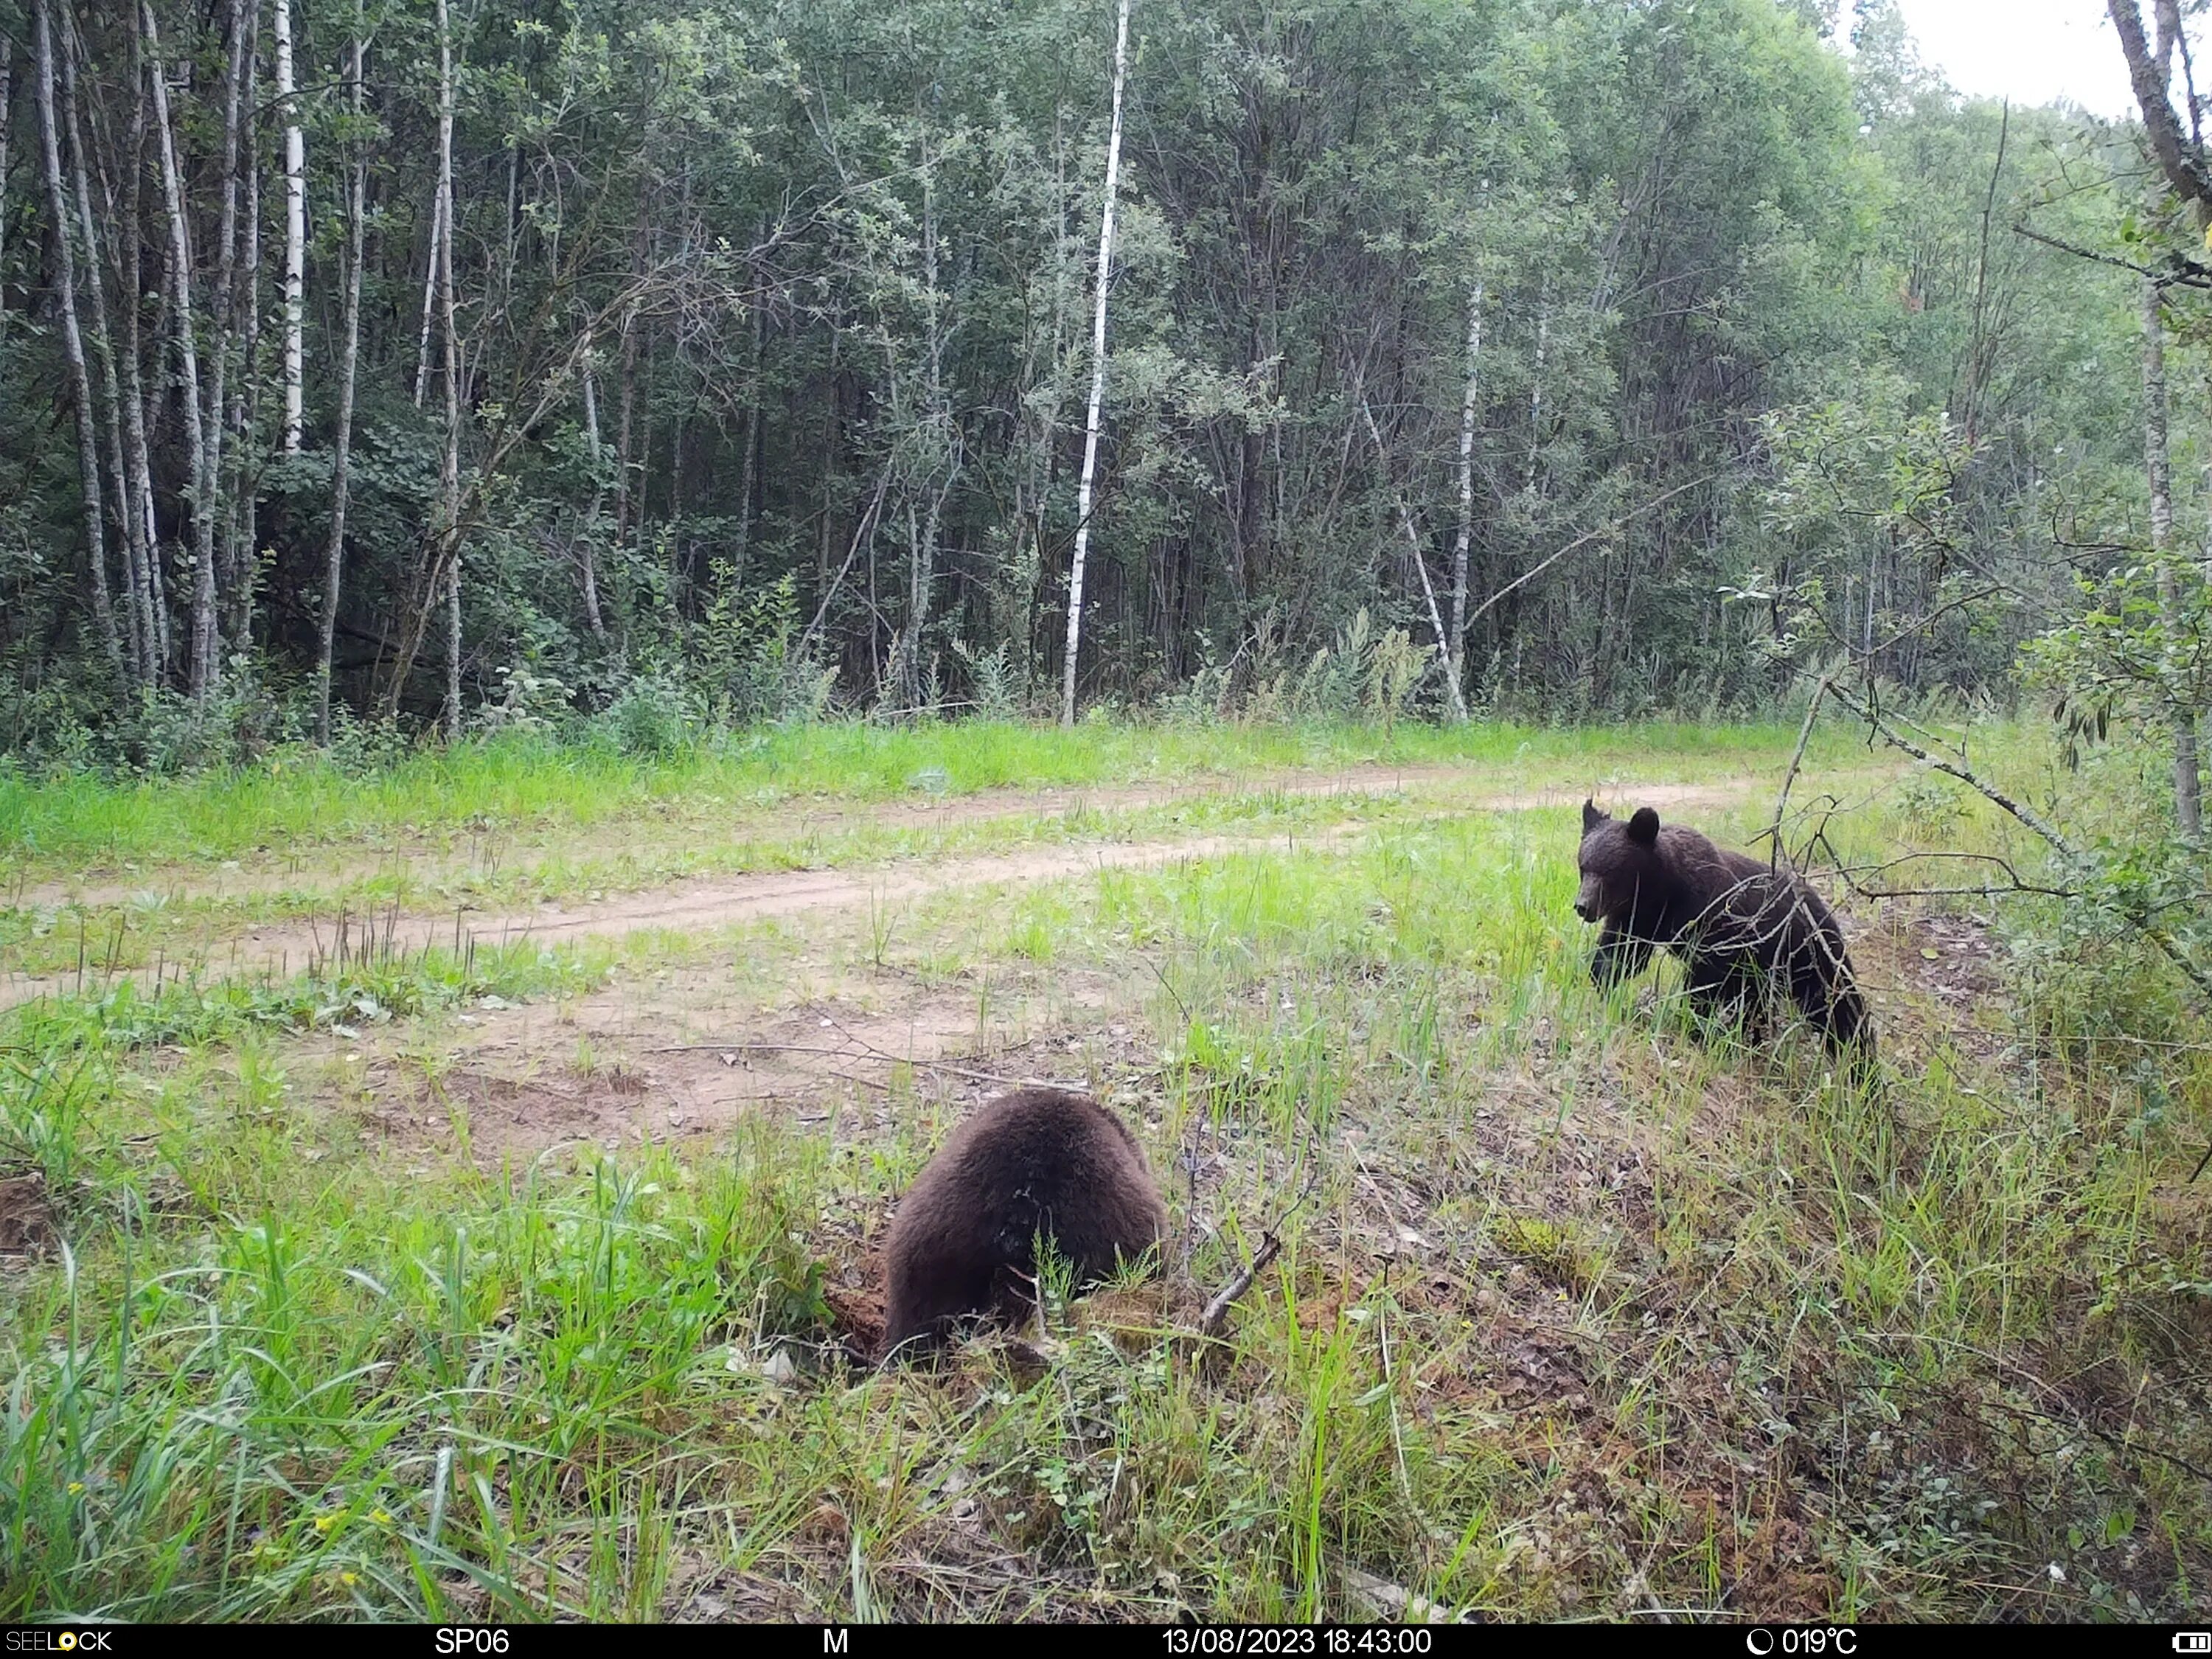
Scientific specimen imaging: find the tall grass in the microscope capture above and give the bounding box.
[0,717,1838,873]
[0,723,2202,1619]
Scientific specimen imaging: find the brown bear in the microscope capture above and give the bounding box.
[1575,799,1872,1057]
[882,1086,1169,1357]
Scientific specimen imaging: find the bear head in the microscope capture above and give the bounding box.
[1575,799,1663,924]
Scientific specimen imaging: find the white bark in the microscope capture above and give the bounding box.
[905,150,957,712]
[60,19,145,682]
[0,44,13,344]
[119,31,166,681]
[1446,280,1481,715]
[578,364,608,641]
[2143,277,2204,842]
[204,0,248,656]
[1062,0,1131,727]
[275,0,306,456]
[1360,400,1465,721]
[413,183,445,408]
[227,18,261,653]
[144,1,218,700]
[33,0,122,681]
[319,20,368,743]
[436,0,463,735]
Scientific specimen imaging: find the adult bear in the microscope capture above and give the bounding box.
[882,1087,1168,1357]
[1574,799,1872,1057]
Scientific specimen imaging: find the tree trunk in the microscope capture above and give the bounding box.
[275,0,306,456]
[1446,280,1481,715]
[412,183,444,408]
[435,0,463,736]
[0,43,13,344]
[905,151,954,713]
[1062,0,1131,728]
[732,217,768,588]
[61,14,142,684]
[202,0,249,671]
[318,18,368,744]
[579,364,609,641]
[144,0,220,703]
[613,307,640,548]
[1361,400,1466,721]
[226,18,261,655]
[119,28,165,682]
[32,0,122,684]
[2143,277,2203,842]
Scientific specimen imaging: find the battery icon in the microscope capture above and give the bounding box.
[2174,1636,2211,1652]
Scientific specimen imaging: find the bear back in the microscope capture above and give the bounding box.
[883,1087,1168,1354]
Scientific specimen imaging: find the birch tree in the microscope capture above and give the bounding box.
[2142,277,2203,841]
[1446,281,1482,714]
[202,0,251,664]
[32,0,122,681]
[319,13,369,743]
[0,42,13,345]
[60,18,147,684]
[144,0,220,700]
[1062,0,1130,727]
[275,0,307,456]
[435,0,465,734]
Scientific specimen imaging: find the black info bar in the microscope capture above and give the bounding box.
[1,1626,2207,1658]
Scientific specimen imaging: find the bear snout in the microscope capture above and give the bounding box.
[1573,875,1602,922]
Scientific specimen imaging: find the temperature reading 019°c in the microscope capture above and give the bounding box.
[1745,1630,1857,1657]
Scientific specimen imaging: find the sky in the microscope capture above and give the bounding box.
[1891,0,2140,118]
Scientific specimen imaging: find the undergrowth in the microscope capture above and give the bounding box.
[0,722,2204,1621]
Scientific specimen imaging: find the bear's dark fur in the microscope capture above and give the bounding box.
[882,1087,1169,1356]
[1575,799,1872,1057]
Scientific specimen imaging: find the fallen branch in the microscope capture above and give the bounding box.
[1196,1229,1282,1343]
[1761,675,1829,869]
[1463,473,1718,630]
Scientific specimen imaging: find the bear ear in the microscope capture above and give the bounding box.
[1627,806,1660,846]
[1582,798,1604,833]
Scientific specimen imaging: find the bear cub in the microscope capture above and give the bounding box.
[1575,799,1872,1057]
[882,1086,1169,1356]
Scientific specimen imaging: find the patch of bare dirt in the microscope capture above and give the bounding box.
[338,914,1147,1166]
[0,1172,58,1258]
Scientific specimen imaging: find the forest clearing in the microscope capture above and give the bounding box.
[1,717,2207,1621]
[7,0,2212,1626]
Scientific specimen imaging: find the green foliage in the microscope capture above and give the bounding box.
[4,0,2134,745]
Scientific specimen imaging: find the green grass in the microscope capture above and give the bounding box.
[0,715,1841,877]
[0,716,2205,1621]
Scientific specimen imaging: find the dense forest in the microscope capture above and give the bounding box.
[0,0,2196,757]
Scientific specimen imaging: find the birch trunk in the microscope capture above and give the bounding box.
[579,365,609,640]
[60,15,143,683]
[1445,281,1481,716]
[227,19,261,653]
[1360,400,1466,721]
[436,0,464,736]
[412,184,444,408]
[202,0,248,667]
[1062,0,1130,727]
[904,153,956,713]
[144,1,220,701]
[119,29,165,681]
[33,0,122,681]
[318,19,368,743]
[274,0,305,456]
[613,308,639,547]
[732,216,768,587]
[0,44,13,344]
[2143,277,2204,842]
